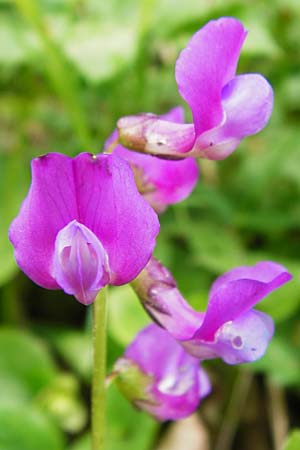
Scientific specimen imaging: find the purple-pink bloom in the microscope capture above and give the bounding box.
[9,153,159,305]
[114,323,211,421]
[132,259,292,364]
[105,107,199,213]
[117,18,273,160]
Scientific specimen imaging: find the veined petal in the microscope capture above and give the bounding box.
[195,262,292,341]
[175,17,247,134]
[109,107,199,211]
[73,153,159,285]
[53,220,110,305]
[9,153,78,289]
[192,74,274,160]
[9,152,159,291]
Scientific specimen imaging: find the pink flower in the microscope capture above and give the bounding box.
[114,323,211,421]
[9,153,159,304]
[117,18,273,160]
[132,258,292,364]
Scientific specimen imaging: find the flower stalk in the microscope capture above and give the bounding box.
[92,287,108,450]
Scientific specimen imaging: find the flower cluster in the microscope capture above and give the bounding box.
[8,17,290,424]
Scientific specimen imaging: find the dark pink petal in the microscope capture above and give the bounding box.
[53,220,110,305]
[192,74,274,160]
[73,153,159,285]
[119,323,211,421]
[183,310,274,364]
[9,152,159,291]
[195,262,292,341]
[9,153,78,289]
[108,107,199,211]
[175,17,247,135]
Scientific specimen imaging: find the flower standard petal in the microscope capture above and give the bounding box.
[175,17,247,135]
[73,153,159,285]
[9,153,78,289]
[9,152,159,299]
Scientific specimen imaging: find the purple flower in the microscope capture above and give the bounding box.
[132,258,292,364]
[113,323,211,421]
[117,18,273,160]
[105,107,199,213]
[9,153,159,305]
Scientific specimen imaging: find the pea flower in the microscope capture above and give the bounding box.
[117,17,273,160]
[9,153,159,305]
[113,323,211,421]
[105,107,199,213]
[132,258,292,364]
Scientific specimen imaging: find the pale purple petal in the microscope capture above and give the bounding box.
[73,153,159,285]
[175,17,247,134]
[195,262,292,341]
[9,153,78,289]
[53,220,110,305]
[117,114,195,156]
[184,310,274,364]
[107,108,199,211]
[192,74,274,160]
[122,324,211,421]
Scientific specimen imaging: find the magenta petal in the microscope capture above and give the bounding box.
[9,152,159,291]
[73,153,159,285]
[9,153,78,289]
[53,220,110,305]
[123,324,211,421]
[193,74,274,160]
[175,17,247,135]
[195,262,292,341]
[184,310,274,364]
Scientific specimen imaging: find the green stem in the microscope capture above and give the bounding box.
[92,287,108,450]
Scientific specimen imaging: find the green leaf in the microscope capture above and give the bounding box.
[0,405,64,450]
[41,328,92,381]
[108,285,150,347]
[64,22,137,83]
[281,430,300,450]
[0,327,56,405]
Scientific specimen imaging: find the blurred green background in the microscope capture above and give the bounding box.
[1,0,300,449]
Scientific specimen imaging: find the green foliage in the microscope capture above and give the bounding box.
[1,0,300,447]
[281,430,300,450]
[0,405,64,450]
